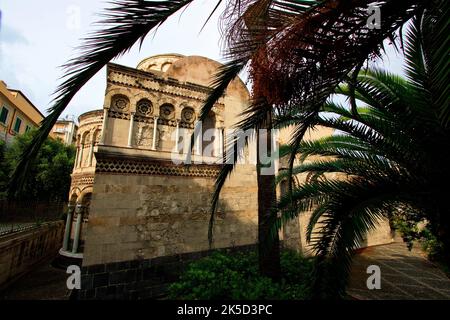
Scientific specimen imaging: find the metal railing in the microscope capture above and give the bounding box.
[0,200,67,237]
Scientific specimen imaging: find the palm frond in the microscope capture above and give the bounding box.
[240,0,426,109]
[308,179,399,298]
[272,0,449,297]
[208,121,252,246]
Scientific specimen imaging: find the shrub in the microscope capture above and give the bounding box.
[391,213,445,262]
[2,129,75,201]
[168,249,314,300]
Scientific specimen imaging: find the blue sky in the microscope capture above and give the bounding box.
[0,1,405,120]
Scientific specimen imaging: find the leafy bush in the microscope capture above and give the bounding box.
[0,129,75,201]
[0,140,8,200]
[168,249,314,300]
[392,213,445,262]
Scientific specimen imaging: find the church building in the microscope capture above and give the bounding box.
[59,54,393,299]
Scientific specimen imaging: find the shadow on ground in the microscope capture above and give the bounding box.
[2,239,450,300]
[1,258,71,300]
[348,240,450,300]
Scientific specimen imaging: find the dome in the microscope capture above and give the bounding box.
[137,54,250,101]
[136,53,184,73]
[163,55,223,87]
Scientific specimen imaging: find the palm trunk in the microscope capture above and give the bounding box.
[256,112,281,280]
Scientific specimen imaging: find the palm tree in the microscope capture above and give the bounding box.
[275,6,449,297]
[8,0,442,281]
[207,0,431,279]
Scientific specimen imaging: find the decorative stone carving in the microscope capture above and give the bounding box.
[159,104,175,120]
[135,123,159,148]
[181,107,196,124]
[137,99,153,117]
[96,158,221,178]
[108,110,131,120]
[136,124,152,147]
[111,95,129,112]
[134,115,155,124]
[108,64,227,107]
[70,174,95,187]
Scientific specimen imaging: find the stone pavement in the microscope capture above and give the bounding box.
[348,240,450,300]
[2,239,450,300]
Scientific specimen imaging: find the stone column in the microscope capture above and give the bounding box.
[77,143,84,168]
[219,128,224,157]
[175,120,180,152]
[62,203,75,251]
[152,116,159,150]
[214,127,224,158]
[100,108,108,145]
[73,145,79,170]
[88,138,95,167]
[71,204,84,254]
[127,112,135,147]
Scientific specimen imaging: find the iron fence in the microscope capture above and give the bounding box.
[0,200,67,236]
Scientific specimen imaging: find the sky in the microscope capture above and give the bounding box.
[0,0,406,121]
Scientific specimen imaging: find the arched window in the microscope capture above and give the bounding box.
[80,192,92,221]
[161,62,172,72]
[69,194,78,207]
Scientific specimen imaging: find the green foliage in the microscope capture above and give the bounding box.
[168,250,314,300]
[391,214,444,261]
[0,130,75,201]
[275,4,450,298]
[0,140,9,199]
[392,215,421,251]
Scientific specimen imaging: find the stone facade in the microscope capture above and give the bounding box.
[61,54,393,299]
[83,163,258,266]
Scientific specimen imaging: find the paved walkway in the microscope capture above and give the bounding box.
[1,259,71,300]
[348,240,450,300]
[2,240,450,300]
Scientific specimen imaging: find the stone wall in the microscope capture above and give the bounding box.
[82,156,258,267]
[0,221,64,290]
[78,244,256,300]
